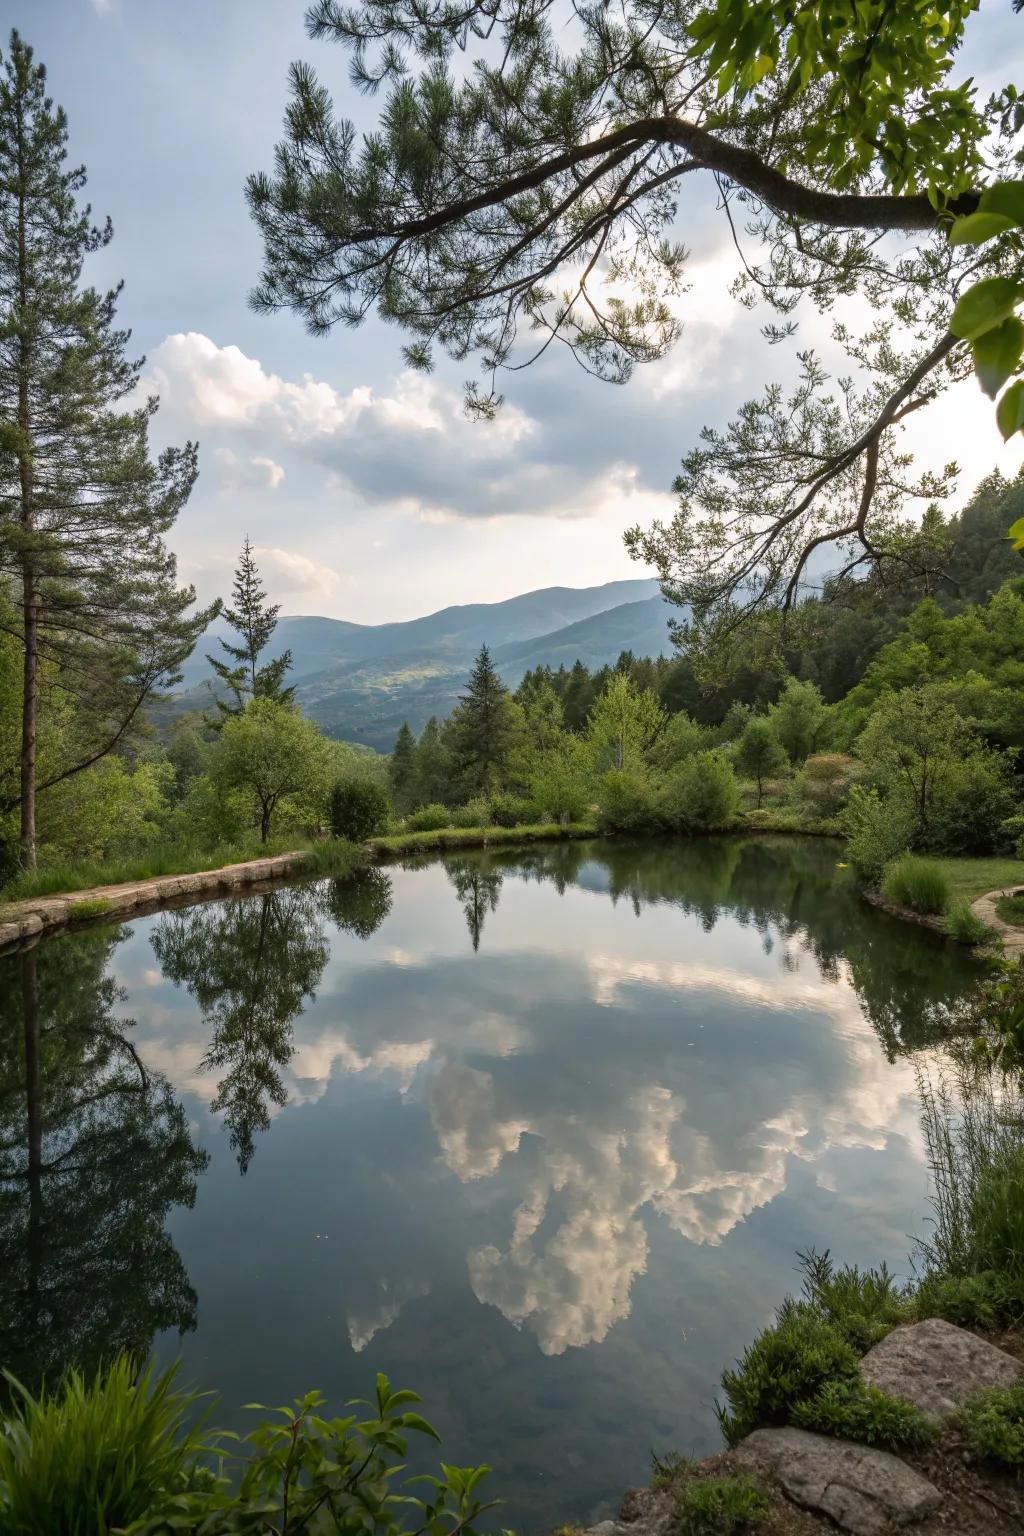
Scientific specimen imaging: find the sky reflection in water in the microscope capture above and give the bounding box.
[0,837,982,1531]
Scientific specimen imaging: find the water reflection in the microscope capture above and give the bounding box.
[0,837,989,1530]
[151,888,329,1172]
[0,933,205,1390]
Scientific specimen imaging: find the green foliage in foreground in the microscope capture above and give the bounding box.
[790,1379,933,1451]
[0,1363,499,1536]
[0,1357,210,1536]
[675,1472,772,1536]
[914,1270,1024,1332]
[960,1383,1024,1474]
[946,900,996,946]
[717,1251,917,1448]
[881,854,951,915]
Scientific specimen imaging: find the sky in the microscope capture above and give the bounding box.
[16,1,1024,623]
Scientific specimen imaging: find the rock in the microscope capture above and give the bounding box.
[733,1426,940,1536]
[861,1317,1022,1419]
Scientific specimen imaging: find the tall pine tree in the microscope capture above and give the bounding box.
[389,721,417,813]
[207,538,293,718]
[0,32,214,867]
[447,644,517,796]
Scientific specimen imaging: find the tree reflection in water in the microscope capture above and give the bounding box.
[151,887,328,1172]
[0,932,206,1392]
[325,866,393,940]
[446,860,504,952]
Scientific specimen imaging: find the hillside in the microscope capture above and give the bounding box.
[171,579,680,750]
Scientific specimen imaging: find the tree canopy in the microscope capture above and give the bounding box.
[248,0,1024,665]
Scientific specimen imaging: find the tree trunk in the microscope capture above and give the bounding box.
[16,95,37,870]
[260,801,272,842]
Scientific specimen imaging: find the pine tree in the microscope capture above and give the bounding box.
[389,721,417,813]
[447,644,517,796]
[0,32,214,867]
[414,716,450,806]
[207,538,293,718]
[562,660,596,733]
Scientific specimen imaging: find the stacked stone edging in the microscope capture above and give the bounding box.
[970,886,1024,958]
[0,852,309,953]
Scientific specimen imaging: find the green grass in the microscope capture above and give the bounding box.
[369,822,597,855]
[925,855,1024,907]
[996,890,1024,927]
[881,853,951,914]
[676,1473,773,1536]
[0,1356,212,1536]
[0,835,363,906]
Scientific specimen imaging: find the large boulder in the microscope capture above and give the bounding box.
[861,1317,1022,1420]
[732,1426,940,1535]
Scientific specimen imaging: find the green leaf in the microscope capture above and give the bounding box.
[1008,516,1024,551]
[980,180,1024,225]
[950,276,1024,341]
[948,211,1016,246]
[973,316,1024,398]
[398,1412,442,1441]
[996,379,1024,440]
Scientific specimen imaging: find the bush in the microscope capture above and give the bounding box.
[797,1248,910,1353]
[671,751,742,831]
[915,1270,1024,1331]
[796,753,856,818]
[840,785,916,887]
[881,853,950,914]
[676,1473,772,1536]
[329,774,391,841]
[960,1383,1024,1473]
[968,1142,1024,1279]
[404,803,451,832]
[597,770,659,833]
[0,1358,210,1536]
[450,797,492,829]
[790,1379,933,1451]
[717,1304,860,1445]
[923,752,1017,857]
[946,900,994,945]
[489,792,532,827]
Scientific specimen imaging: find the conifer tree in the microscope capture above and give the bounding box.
[0,32,214,867]
[447,644,517,796]
[414,716,450,806]
[207,538,293,718]
[389,721,417,813]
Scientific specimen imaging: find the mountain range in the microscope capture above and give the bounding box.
[174,577,679,751]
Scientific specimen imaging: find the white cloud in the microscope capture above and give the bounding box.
[215,448,285,492]
[142,331,534,450]
[251,546,344,602]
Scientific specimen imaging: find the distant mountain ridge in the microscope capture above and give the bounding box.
[175,577,681,750]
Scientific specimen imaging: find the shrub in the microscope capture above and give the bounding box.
[450,797,492,829]
[790,1379,933,1451]
[840,785,916,887]
[661,751,741,832]
[946,900,994,945]
[329,774,391,842]
[717,1304,859,1445]
[796,753,856,817]
[676,1472,772,1536]
[960,1383,1024,1473]
[881,853,950,914]
[969,1142,1024,1279]
[797,1248,910,1353]
[489,792,532,827]
[914,1270,1024,1331]
[0,1358,210,1536]
[404,803,451,832]
[923,752,1017,857]
[597,769,659,833]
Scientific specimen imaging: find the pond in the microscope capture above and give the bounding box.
[0,836,983,1531]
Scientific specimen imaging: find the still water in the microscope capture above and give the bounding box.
[0,837,981,1529]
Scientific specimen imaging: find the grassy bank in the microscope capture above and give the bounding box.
[368,821,597,856]
[0,834,364,906]
[924,855,1024,909]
